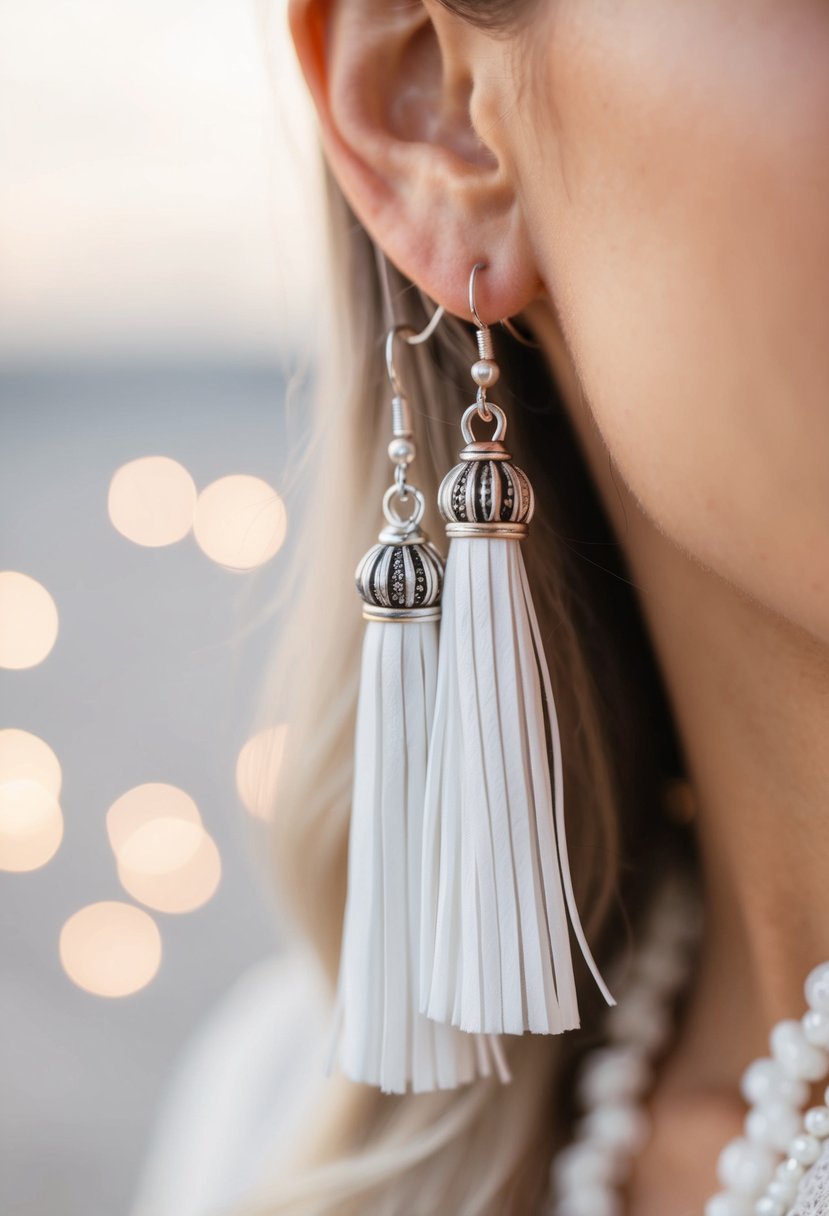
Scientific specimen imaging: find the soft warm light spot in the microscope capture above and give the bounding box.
[0,728,62,796]
[107,783,218,913]
[106,782,202,860]
[0,571,59,669]
[108,456,197,547]
[0,779,63,871]
[118,817,204,875]
[60,901,161,997]
[235,724,288,820]
[118,832,221,914]
[192,475,287,571]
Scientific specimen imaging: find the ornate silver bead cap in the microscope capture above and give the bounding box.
[355,526,444,622]
[438,439,534,539]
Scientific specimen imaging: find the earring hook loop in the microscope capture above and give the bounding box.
[469,261,542,350]
[468,261,488,329]
[501,316,541,349]
[384,305,446,396]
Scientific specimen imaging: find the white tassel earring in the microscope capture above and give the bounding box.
[420,263,616,1037]
[332,313,510,1093]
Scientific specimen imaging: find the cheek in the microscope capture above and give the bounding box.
[520,0,829,637]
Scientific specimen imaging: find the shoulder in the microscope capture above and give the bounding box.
[131,946,332,1216]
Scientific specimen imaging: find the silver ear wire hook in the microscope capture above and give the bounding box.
[469,261,488,329]
[382,302,445,523]
[385,325,411,399]
[468,263,498,421]
[384,305,446,397]
[501,316,542,349]
[469,260,542,350]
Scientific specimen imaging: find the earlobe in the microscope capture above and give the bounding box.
[287,0,541,323]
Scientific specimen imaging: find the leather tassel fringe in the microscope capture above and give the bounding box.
[331,528,509,1092]
[419,419,615,1037]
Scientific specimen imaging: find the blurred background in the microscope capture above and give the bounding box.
[0,3,323,1213]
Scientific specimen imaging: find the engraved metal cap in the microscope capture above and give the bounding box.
[355,527,444,621]
[438,399,534,538]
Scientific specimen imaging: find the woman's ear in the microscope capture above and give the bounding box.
[288,0,541,321]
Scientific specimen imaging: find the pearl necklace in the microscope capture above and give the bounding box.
[546,879,829,1216]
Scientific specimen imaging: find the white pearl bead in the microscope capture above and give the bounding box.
[803,1009,829,1048]
[704,1193,752,1216]
[576,1047,651,1107]
[632,941,691,994]
[646,881,700,946]
[745,1101,802,1152]
[753,1198,786,1216]
[606,990,672,1054]
[552,1142,616,1190]
[804,1104,829,1139]
[789,1132,822,1165]
[767,1174,798,1204]
[775,1157,805,1185]
[717,1137,777,1197]
[805,962,829,1013]
[554,1185,621,1216]
[741,1058,809,1107]
[578,1105,650,1155]
[770,1019,829,1081]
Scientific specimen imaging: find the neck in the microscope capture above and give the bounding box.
[633,528,829,1089]
[536,309,829,1094]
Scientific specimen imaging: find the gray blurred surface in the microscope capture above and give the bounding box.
[0,364,301,1216]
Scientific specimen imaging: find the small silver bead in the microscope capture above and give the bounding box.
[471,358,500,388]
[388,437,415,465]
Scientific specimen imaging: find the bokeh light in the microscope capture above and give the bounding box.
[106,782,221,914]
[106,782,202,859]
[0,571,59,669]
[118,818,204,875]
[108,456,197,547]
[192,475,287,571]
[0,779,64,872]
[235,724,288,820]
[0,728,62,796]
[60,902,162,998]
[118,833,221,914]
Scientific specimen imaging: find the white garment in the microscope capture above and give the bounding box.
[791,1138,829,1215]
[131,948,332,1216]
[131,947,829,1216]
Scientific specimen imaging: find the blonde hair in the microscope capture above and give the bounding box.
[242,167,685,1214]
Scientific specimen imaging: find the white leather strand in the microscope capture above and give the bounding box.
[420,537,613,1036]
[333,618,507,1093]
[518,550,617,1012]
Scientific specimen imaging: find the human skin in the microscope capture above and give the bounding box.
[289,0,829,1209]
